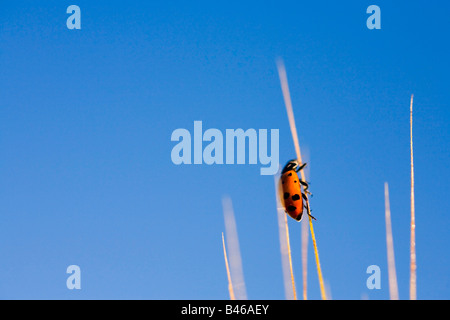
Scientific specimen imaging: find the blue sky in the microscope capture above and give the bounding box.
[0,1,449,299]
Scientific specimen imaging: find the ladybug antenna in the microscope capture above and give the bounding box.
[296,162,307,172]
[282,159,308,174]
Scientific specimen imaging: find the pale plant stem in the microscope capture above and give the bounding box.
[274,175,296,300]
[284,206,298,300]
[384,182,399,300]
[410,94,417,300]
[277,59,327,300]
[301,217,308,300]
[222,232,236,300]
[222,197,247,300]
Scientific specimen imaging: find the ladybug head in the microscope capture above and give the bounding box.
[281,159,302,174]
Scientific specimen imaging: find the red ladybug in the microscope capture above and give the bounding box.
[279,160,315,221]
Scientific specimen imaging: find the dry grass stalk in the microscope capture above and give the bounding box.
[275,176,297,300]
[283,205,297,300]
[222,232,236,300]
[222,196,248,300]
[301,216,309,300]
[384,182,399,300]
[276,58,327,300]
[410,94,417,300]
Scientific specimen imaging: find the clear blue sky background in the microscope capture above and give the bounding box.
[1,1,449,299]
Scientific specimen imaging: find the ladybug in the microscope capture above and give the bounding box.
[278,159,316,221]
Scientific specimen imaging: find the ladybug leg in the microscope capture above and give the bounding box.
[302,194,317,220]
[295,163,311,195]
[307,211,317,220]
[305,204,316,220]
[302,193,308,201]
[299,180,312,196]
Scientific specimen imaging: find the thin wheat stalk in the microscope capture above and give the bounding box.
[274,175,297,300]
[284,206,297,300]
[410,94,417,300]
[276,58,327,300]
[307,207,326,300]
[222,196,248,300]
[384,182,399,300]
[300,155,311,300]
[222,232,236,300]
[301,216,309,300]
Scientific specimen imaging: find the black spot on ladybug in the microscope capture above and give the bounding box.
[284,192,290,200]
[288,173,292,176]
[292,194,300,201]
[294,180,297,183]
[287,205,296,212]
